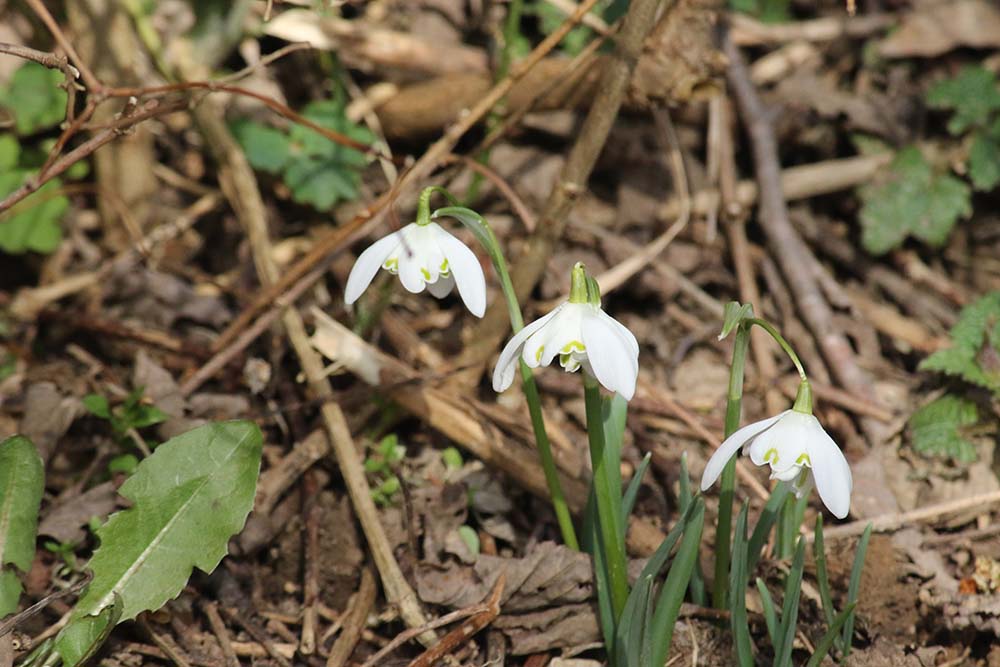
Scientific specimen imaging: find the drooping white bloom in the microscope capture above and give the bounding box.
[700,409,853,519]
[344,221,486,317]
[492,300,640,400]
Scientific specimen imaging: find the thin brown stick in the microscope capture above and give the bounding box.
[816,490,1000,542]
[222,606,293,667]
[0,98,187,213]
[0,42,80,78]
[443,154,538,232]
[326,568,376,667]
[202,602,239,667]
[300,470,321,655]
[405,574,505,667]
[23,0,101,92]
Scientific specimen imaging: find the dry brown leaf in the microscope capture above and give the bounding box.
[879,0,1000,58]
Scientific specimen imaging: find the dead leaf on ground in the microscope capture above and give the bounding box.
[879,0,1000,58]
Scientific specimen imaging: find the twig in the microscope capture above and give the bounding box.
[723,30,887,447]
[300,470,321,655]
[405,574,505,667]
[458,0,663,371]
[443,154,537,232]
[816,490,1000,542]
[361,578,504,667]
[729,11,895,45]
[202,602,240,667]
[139,617,193,667]
[23,0,101,92]
[0,97,187,213]
[0,42,80,78]
[326,568,376,667]
[0,572,92,639]
[222,606,293,667]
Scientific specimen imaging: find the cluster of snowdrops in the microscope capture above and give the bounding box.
[340,187,869,667]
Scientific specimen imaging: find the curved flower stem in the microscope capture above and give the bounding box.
[747,317,807,381]
[713,322,751,609]
[583,374,629,618]
[433,202,579,550]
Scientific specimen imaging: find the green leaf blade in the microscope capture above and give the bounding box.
[70,421,262,622]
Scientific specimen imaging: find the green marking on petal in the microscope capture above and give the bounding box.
[764,448,779,465]
[440,259,449,271]
[560,340,585,353]
[421,268,431,281]
[796,453,811,466]
[383,258,398,273]
[535,346,545,363]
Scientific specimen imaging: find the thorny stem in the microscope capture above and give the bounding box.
[712,321,751,609]
[583,375,629,619]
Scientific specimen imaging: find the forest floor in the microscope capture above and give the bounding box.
[1,0,1000,665]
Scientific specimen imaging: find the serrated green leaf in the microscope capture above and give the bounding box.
[0,63,68,135]
[927,66,1000,135]
[67,421,262,624]
[969,132,1000,191]
[859,147,971,255]
[909,395,979,462]
[0,178,67,254]
[232,120,291,174]
[920,291,1000,395]
[0,435,44,618]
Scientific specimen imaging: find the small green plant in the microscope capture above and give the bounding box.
[44,539,82,578]
[909,395,979,462]
[729,0,790,23]
[83,387,168,451]
[364,433,405,506]
[441,446,464,470]
[0,62,67,135]
[858,146,971,255]
[920,291,1000,396]
[232,99,373,211]
[17,421,263,667]
[927,65,1000,192]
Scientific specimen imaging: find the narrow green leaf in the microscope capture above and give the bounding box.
[584,491,616,649]
[755,577,778,647]
[678,453,706,606]
[63,422,262,623]
[617,574,653,667]
[649,498,705,667]
[621,452,651,523]
[806,602,857,667]
[813,516,838,637]
[841,524,872,661]
[747,481,790,573]
[0,435,44,618]
[774,537,807,667]
[729,504,754,667]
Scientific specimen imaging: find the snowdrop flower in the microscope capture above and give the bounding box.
[492,263,639,400]
[344,221,486,317]
[700,382,852,519]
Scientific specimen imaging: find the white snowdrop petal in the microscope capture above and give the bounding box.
[433,224,487,317]
[538,304,586,368]
[702,411,787,491]
[426,273,455,298]
[768,413,816,475]
[807,423,853,519]
[598,310,639,372]
[397,249,427,293]
[492,307,561,392]
[581,309,637,399]
[521,303,567,368]
[344,231,402,304]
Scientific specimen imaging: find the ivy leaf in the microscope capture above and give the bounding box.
[919,291,1000,395]
[0,63,68,135]
[909,395,978,462]
[968,132,1000,191]
[926,66,1000,135]
[0,176,68,254]
[53,421,262,661]
[858,147,971,255]
[0,435,45,618]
